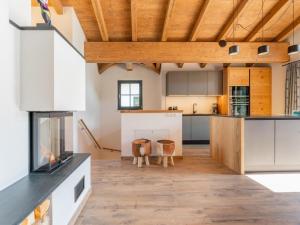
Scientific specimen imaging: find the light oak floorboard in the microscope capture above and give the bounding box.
[75,157,300,225]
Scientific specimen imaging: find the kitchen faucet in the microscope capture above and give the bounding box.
[193,103,197,114]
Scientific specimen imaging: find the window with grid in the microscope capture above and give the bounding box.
[118,80,143,110]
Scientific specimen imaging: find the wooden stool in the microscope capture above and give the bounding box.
[156,140,175,168]
[132,139,151,168]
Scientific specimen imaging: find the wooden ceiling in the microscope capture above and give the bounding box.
[37,0,300,73]
[60,0,300,42]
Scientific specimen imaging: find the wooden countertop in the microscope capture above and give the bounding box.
[121,110,183,113]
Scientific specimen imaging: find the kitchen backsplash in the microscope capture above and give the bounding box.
[165,96,218,114]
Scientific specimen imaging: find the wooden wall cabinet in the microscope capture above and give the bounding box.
[218,67,272,116]
[250,68,272,116]
[227,67,249,86]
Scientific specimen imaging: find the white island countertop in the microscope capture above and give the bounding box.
[121,110,183,157]
[121,110,183,113]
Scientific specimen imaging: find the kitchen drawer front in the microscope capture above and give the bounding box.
[191,116,210,140]
[182,116,192,140]
[227,68,249,86]
[275,120,300,165]
[244,120,275,167]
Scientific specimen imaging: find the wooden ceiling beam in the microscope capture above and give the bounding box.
[275,16,300,41]
[244,0,289,41]
[177,63,184,68]
[85,42,289,63]
[140,63,160,74]
[91,0,109,41]
[51,0,63,15]
[130,0,138,41]
[215,0,249,41]
[223,63,230,68]
[157,0,176,73]
[161,0,176,41]
[199,63,207,68]
[189,0,211,41]
[91,0,110,73]
[126,63,133,71]
[31,0,63,15]
[97,63,114,74]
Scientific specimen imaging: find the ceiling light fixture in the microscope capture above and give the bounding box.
[288,0,300,55]
[258,0,269,56]
[229,0,239,56]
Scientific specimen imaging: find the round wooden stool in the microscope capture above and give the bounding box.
[132,139,151,168]
[156,140,175,168]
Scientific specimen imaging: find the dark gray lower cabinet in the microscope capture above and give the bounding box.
[182,116,210,142]
[191,116,210,140]
[183,116,192,140]
[275,120,300,165]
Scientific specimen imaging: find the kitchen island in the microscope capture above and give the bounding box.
[210,115,300,174]
[121,110,183,157]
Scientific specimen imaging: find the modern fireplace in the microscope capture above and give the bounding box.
[30,112,74,173]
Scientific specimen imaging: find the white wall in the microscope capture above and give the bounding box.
[0,1,31,191]
[32,7,85,54]
[9,0,31,26]
[77,64,162,151]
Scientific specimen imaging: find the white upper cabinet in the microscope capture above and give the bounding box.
[20,29,86,111]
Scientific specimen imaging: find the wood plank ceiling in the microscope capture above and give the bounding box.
[56,0,300,73]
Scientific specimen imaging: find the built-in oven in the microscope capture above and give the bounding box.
[229,86,250,116]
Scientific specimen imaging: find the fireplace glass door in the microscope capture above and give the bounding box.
[31,112,73,172]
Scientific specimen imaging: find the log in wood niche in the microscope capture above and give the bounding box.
[85,42,289,63]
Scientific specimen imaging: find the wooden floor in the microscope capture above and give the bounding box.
[75,156,300,225]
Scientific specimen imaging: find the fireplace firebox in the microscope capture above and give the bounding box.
[30,112,74,173]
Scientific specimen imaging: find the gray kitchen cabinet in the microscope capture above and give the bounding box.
[275,120,300,165]
[207,71,223,95]
[188,71,207,95]
[191,116,210,140]
[166,71,188,95]
[244,120,275,168]
[182,116,192,140]
[166,71,223,96]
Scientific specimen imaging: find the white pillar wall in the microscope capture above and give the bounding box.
[0,0,31,191]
